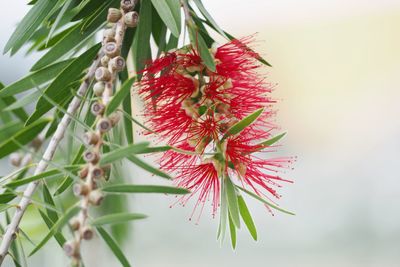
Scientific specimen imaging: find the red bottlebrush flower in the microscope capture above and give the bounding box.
[138,36,293,220]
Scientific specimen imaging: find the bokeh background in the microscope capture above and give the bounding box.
[1,0,400,266]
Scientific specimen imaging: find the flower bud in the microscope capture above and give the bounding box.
[97,118,112,133]
[95,67,111,82]
[81,226,94,240]
[101,55,110,67]
[73,183,90,196]
[83,132,100,146]
[93,82,105,96]
[90,102,105,116]
[124,11,139,28]
[91,166,104,180]
[64,241,79,257]
[121,0,136,11]
[109,56,125,72]
[89,190,104,206]
[107,8,122,23]
[9,153,22,167]
[103,42,120,58]
[79,166,89,179]
[83,150,100,164]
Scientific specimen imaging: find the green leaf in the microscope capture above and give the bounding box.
[0,193,16,204]
[26,43,101,125]
[106,77,135,116]
[100,142,150,165]
[4,91,41,111]
[192,0,227,39]
[228,212,237,249]
[5,169,61,188]
[46,0,75,44]
[133,0,152,76]
[0,118,50,159]
[91,212,147,226]
[238,195,257,241]
[225,177,240,228]
[221,108,264,141]
[188,26,216,71]
[42,183,58,223]
[126,154,171,179]
[236,186,295,215]
[151,0,180,37]
[217,178,228,240]
[256,132,287,150]
[0,59,73,97]
[4,0,58,55]
[0,204,13,213]
[0,121,22,140]
[134,146,171,154]
[96,226,131,267]
[29,205,80,256]
[37,209,66,248]
[102,184,190,195]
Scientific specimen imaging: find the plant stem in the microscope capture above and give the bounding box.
[0,51,103,266]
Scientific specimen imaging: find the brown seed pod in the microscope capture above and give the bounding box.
[64,241,79,257]
[103,42,120,58]
[97,118,112,133]
[109,56,125,72]
[95,67,111,82]
[89,190,104,206]
[9,153,22,167]
[30,137,43,151]
[83,150,100,164]
[78,166,89,179]
[91,166,104,180]
[109,112,121,126]
[124,11,139,28]
[100,55,110,67]
[107,8,122,23]
[93,82,105,96]
[91,102,105,116]
[69,217,80,231]
[73,183,90,196]
[83,132,100,146]
[103,28,116,42]
[120,0,136,11]
[81,226,94,240]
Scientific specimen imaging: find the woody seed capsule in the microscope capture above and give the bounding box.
[73,183,90,196]
[97,118,112,133]
[9,153,22,167]
[91,102,105,116]
[93,82,105,96]
[81,226,94,240]
[64,241,79,257]
[120,0,136,11]
[124,11,139,28]
[103,28,116,42]
[78,166,89,179]
[83,150,100,164]
[91,166,104,180]
[109,56,125,72]
[101,55,110,67]
[103,42,120,58]
[109,112,121,126]
[69,217,80,231]
[89,190,104,206]
[95,67,111,82]
[83,132,100,146]
[107,8,122,23]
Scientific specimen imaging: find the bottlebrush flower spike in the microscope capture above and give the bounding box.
[138,37,294,239]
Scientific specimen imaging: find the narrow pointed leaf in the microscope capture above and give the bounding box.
[37,209,66,248]
[188,26,216,71]
[0,121,22,140]
[102,184,190,195]
[151,0,180,37]
[0,118,50,159]
[96,226,131,267]
[228,212,237,249]
[133,0,152,76]
[192,0,227,39]
[29,205,80,256]
[126,154,171,179]
[106,77,135,116]
[256,132,287,149]
[0,193,16,204]
[238,195,257,240]
[221,108,264,141]
[100,142,150,165]
[4,91,41,111]
[225,177,240,228]
[236,186,295,215]
[91,213,147,226]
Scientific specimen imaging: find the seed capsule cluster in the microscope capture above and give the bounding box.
[64,1,139,265]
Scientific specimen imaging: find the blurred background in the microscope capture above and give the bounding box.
[1,0,400,266]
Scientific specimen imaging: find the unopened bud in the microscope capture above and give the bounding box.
[109,56,125,72]
[97,118,112,133]
[95,67,111,82]
[91,102,105,116]
[93,82,105,96]
[103,42,120,58]
[89,190,104,206]
[107,8,122,23]
[83,132,100,146]
[83,150,100,164]
[124,11,139,28]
